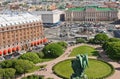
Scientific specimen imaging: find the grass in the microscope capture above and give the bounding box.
[53,59,114,79]
[40,58,54,63]
[27,66,40,73]
[69,45,98,57]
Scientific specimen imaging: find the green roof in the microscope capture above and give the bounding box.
[67,6,117,12]
[96,8,114,11]
[68,7,85,11]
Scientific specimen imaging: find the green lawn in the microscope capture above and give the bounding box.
[40,58,54,63]
[53,59,114,79]
[27,66,40,73]
[69,45,98,57]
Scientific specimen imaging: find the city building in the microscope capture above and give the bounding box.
[0,12,47,57]
[32,10,65,27]
[65,6,118,22]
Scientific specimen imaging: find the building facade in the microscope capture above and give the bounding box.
[65,6,118,22]
[32,10,64,27]
[0,13,47,56]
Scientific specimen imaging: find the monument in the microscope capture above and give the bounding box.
[71,54,88,79]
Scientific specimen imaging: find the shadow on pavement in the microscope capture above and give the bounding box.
[115,67,120,71]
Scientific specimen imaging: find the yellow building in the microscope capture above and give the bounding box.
[65,6,118,22]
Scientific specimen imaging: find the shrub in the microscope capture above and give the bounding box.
[108,38,120,42]
[0,60,14,68]
[18,52,40,63]
[37,52,45,58]
[76,38,85,44]
[42,43,64,58]
[106,42,120,60]
[0,59,38,75]
[57,41,67,48]
[88,38,94,44]
[0,68,4,77]
[13,59,35,74]
[22,75,44,79]
[0,68,16,79]
[93,33,109,44]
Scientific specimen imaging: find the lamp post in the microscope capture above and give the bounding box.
[48,50,50,53]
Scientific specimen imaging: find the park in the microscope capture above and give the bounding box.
[0,33,120,79]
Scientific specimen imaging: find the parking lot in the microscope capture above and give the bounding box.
[44,22,115,42]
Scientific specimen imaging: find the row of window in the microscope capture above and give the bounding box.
[0,37,44,49]
[2,33,42,45]
[0,22,42,31]
[67,13,117,18]
[2,32,41,40]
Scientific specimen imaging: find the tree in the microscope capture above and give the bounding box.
[105,42,120,60]
[0,68,16,79]
[13,59,35,74]
[76,38,85,44]
[22,75,44,79]
[108,38,120,42]
[0,69,4,78]
[57,41,67,48]
[88,38,94,44]
[93,33,109,44]
[42,43,64,58]
[0,60,14,68]
[18,52,40,64]
[3,68,16,79]
[37,52,44,58]
[102,38,120,50]
[102,42,109,50]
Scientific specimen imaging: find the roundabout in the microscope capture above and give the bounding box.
[53,59,114,79]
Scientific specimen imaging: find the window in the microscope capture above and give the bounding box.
[3,41,6,43]
[8,40,10,43]
[11,27,13,29]
[16,38,18,41]
[2,28,4,31]
[3,37,5,39]
[12,39,14,41]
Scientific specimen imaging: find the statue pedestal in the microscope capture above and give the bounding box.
[71,74,88,79]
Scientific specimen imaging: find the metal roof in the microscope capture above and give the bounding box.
[31,10,64,15]
[67,7,117,12]
[0,12,41,27]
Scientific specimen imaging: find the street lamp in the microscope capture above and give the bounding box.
[48,50,50,53]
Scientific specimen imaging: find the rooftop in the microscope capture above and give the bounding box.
[67,6,117,11]
[0,12,41,28]
[96,7,114,11]
[31,10,64,15]
[68,7,85,11]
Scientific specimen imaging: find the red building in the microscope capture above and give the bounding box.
[0,12,48,56]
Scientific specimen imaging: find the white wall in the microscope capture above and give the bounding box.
[53,14,60,23]
[118,10,120,19]
[42,13,60,23]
